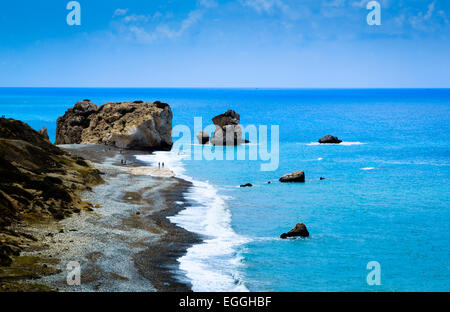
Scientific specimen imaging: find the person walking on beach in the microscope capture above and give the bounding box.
[162,162,165,168]
[158,162,161,169]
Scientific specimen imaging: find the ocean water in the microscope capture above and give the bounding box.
[1,88,449,291]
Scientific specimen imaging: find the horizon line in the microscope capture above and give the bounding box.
[0,87,449,90]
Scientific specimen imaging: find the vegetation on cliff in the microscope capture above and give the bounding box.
[0,118,103,276]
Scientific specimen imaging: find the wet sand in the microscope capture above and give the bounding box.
[22,145,200,292]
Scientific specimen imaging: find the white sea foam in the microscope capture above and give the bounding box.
[135,152,249,292]
[361,167,375,170]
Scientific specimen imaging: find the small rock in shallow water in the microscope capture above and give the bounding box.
[240,183,253,187]
[318,135,342,144]
[279,171,305,183]
[136,211,141,215]
[280,223,309,239]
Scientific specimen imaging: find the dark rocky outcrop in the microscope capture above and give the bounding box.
[0,118,103,268]
[280,223,309,239]
[38,126,50,141]
[279,171,305,183]
[240,183,253,188]
[55,100,173,151]
[210,110,248,146]
[55,100,98,145]
[318,135,342,144]
[196,131,210,145]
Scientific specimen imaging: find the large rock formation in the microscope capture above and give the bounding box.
[0,118,103,266]
[318,135,342,144]
[210,110,248,146]
[280,223,309,239]
[279,171,305,183]
[55,101,98,145]
[56,100,173,151]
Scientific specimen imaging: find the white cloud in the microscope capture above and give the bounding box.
[113,8,128,17]
[424,1,435,20]
[199,0,218,8]
[156,10,205,39]
[123,14,150,23]
[243,0,282,13]
[242,0,301,19]
[409,1,437,30]
[115,8,208,44]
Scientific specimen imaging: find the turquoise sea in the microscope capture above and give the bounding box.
[1,88,449,291]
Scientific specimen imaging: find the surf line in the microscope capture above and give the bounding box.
[179,296,214,310]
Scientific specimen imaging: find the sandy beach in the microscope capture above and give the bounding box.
[18,145,199,292]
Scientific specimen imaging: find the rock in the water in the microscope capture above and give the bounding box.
[280,223,309,239]
[279,171,305,183]
[210,110,247,146]
[196,130,210,145]
[38,126,50,141]
[318,135,342,144]
[240,183,253,188]
[55,100,173,150]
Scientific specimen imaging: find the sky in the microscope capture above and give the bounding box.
[0,0,449,88]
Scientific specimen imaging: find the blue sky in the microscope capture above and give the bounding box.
[0,0,449,87]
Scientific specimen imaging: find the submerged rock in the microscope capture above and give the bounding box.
[318,135,342,144]
[196,130,210,145]
[279,171,305,183]
[210,110,248,146]
[56,100,173,151]
[38,126,50,141]
[280,223,309,239]
[240,183,253,188]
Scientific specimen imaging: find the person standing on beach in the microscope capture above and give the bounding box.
[158,162,161,169]
[162,162,165,168]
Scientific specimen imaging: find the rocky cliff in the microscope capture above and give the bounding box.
[55,100,173,150]
[0,118,103,267]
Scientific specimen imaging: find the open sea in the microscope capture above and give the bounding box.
[1,88,449,291]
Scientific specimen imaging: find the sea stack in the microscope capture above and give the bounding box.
[280,223,309,239]
[210,110,248,146]
[279,171,305,183]
[55,100,173,151]
[196,130,210,145]
[318,135,342,144]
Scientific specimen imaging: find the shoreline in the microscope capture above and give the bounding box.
[20,145,201,292]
